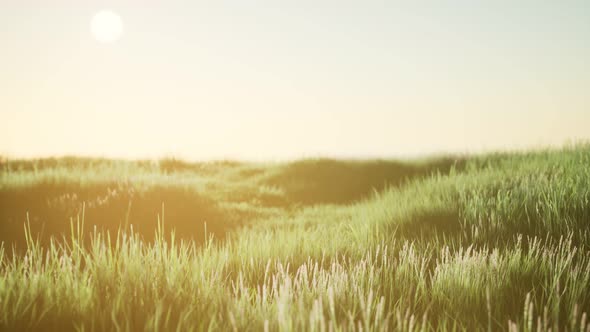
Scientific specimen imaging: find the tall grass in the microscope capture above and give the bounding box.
[1,144,590,331]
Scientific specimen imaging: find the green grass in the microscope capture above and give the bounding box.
[1,144,590,331]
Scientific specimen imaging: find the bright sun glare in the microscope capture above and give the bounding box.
[91,10,124,43]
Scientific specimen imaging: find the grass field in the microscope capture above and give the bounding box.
[1,144,590,331]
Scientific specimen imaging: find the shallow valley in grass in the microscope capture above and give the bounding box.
[1,145,589,331]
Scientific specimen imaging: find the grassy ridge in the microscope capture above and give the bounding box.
[0,157,460,248]
[1,145,589,331]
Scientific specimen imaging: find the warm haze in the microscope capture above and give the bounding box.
[1,1,589,160]
[2,2,590,331]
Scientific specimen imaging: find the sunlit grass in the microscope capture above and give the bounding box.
[1,144,589,331]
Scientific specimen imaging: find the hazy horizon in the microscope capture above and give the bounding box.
[1,141,588,163]
[2,1,589,160]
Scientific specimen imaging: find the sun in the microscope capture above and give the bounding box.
[91,10,124,43]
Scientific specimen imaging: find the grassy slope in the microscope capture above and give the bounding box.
[0,145,589,331]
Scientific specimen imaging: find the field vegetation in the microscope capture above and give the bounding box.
[1,144,589,331]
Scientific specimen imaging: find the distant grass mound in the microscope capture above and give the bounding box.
[262,157,465,205]
[0,144,589,331]
[0,156,462,247]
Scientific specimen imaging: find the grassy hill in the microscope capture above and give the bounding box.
[1,144,589,331]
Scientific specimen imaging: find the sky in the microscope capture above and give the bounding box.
[1,1,589,160]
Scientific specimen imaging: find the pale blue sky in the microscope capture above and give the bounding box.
[1,1,589,159]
